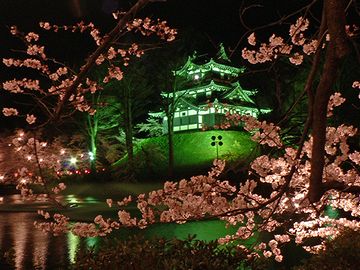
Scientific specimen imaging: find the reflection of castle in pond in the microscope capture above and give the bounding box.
[153,44,271,133]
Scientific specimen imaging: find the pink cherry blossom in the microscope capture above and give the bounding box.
[2,107,19,116]
[26,114,36,124]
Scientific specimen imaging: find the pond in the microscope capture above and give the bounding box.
[0,194,241,270]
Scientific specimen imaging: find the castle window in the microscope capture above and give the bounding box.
[180,116,189,125]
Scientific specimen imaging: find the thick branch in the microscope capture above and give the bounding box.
[323,181,360,194]
[309,44,338,202]
[325,0,351,59]
[53,0,151,121]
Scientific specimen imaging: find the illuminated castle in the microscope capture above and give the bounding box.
[154,44,270,133]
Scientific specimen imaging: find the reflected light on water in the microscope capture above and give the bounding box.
[12,213,28,270]
[67,233,80,264]
[0,212,70,269]
[66,194,81,204]
[0,196,240,269]
[32,228,49,270]
[86,237,100,250]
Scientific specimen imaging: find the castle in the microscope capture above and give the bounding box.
[153,44,270,133]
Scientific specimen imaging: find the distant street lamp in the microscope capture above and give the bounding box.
[211,135,223,159]
[70,157,77,164]
[88,151,95,161]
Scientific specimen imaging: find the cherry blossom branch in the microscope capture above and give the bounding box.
[53,0,152,121]
[277,9,327,129]
[31,132,67,208]
[323,181,360,194]
[231,0,319,57]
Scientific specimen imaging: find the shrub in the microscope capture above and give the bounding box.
[72,235,248,270]
[294,230,360,270]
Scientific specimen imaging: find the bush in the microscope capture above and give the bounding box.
[72,235,248,270]
[294,230,360,270]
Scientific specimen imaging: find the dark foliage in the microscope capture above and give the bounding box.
[294,230,360,270]
[72,235,248,270]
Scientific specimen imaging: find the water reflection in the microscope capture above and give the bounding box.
[1,212,64,269]
[67,233,79,264]
[0,195,239,269]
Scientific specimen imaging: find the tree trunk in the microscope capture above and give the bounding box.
[90,131,97,172]
[87,114,98,173]
[124,86,134,179]
[308,0,350,203]
[167,112,174,179]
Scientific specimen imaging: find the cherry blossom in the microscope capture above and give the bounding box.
[2,107,19,116]
[1,5,358,266]
[26,114,37,125]
[247,32,256,46]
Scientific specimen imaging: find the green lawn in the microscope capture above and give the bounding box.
[114,130,259,179]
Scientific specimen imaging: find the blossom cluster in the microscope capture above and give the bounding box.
[40,21,103,45]
[242,17,320,65]
[0,130,91,202]
[32,93,360,264]
[2,16,177,126]
[126,18,177,42]
[30,135,359,263]
[3,9,359,267]
[327,92,346,117]
[224,112,282,148]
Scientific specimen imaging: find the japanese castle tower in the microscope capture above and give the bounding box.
[155,44,270,133]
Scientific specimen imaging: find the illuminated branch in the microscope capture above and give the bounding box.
[53,0,152,121]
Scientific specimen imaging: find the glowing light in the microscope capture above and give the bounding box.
[80,154,84,158]
[88,152,95,161]
[60,149,65,155]
[0,197,3,203]
[27,156,32,161]
[19,132,24,137]
[39,158,43,162]
[194,74,200,80]
[19,179,27,184]
[70,157,77,164]
[41,142,47,147]
[0,175,4,180]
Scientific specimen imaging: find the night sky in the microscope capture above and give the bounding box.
[0,0,245,44]
[0,0,311,55]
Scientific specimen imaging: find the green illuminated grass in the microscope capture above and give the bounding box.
[114,130,259,179]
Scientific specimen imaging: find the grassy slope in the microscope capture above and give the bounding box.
[114,130,259,180]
